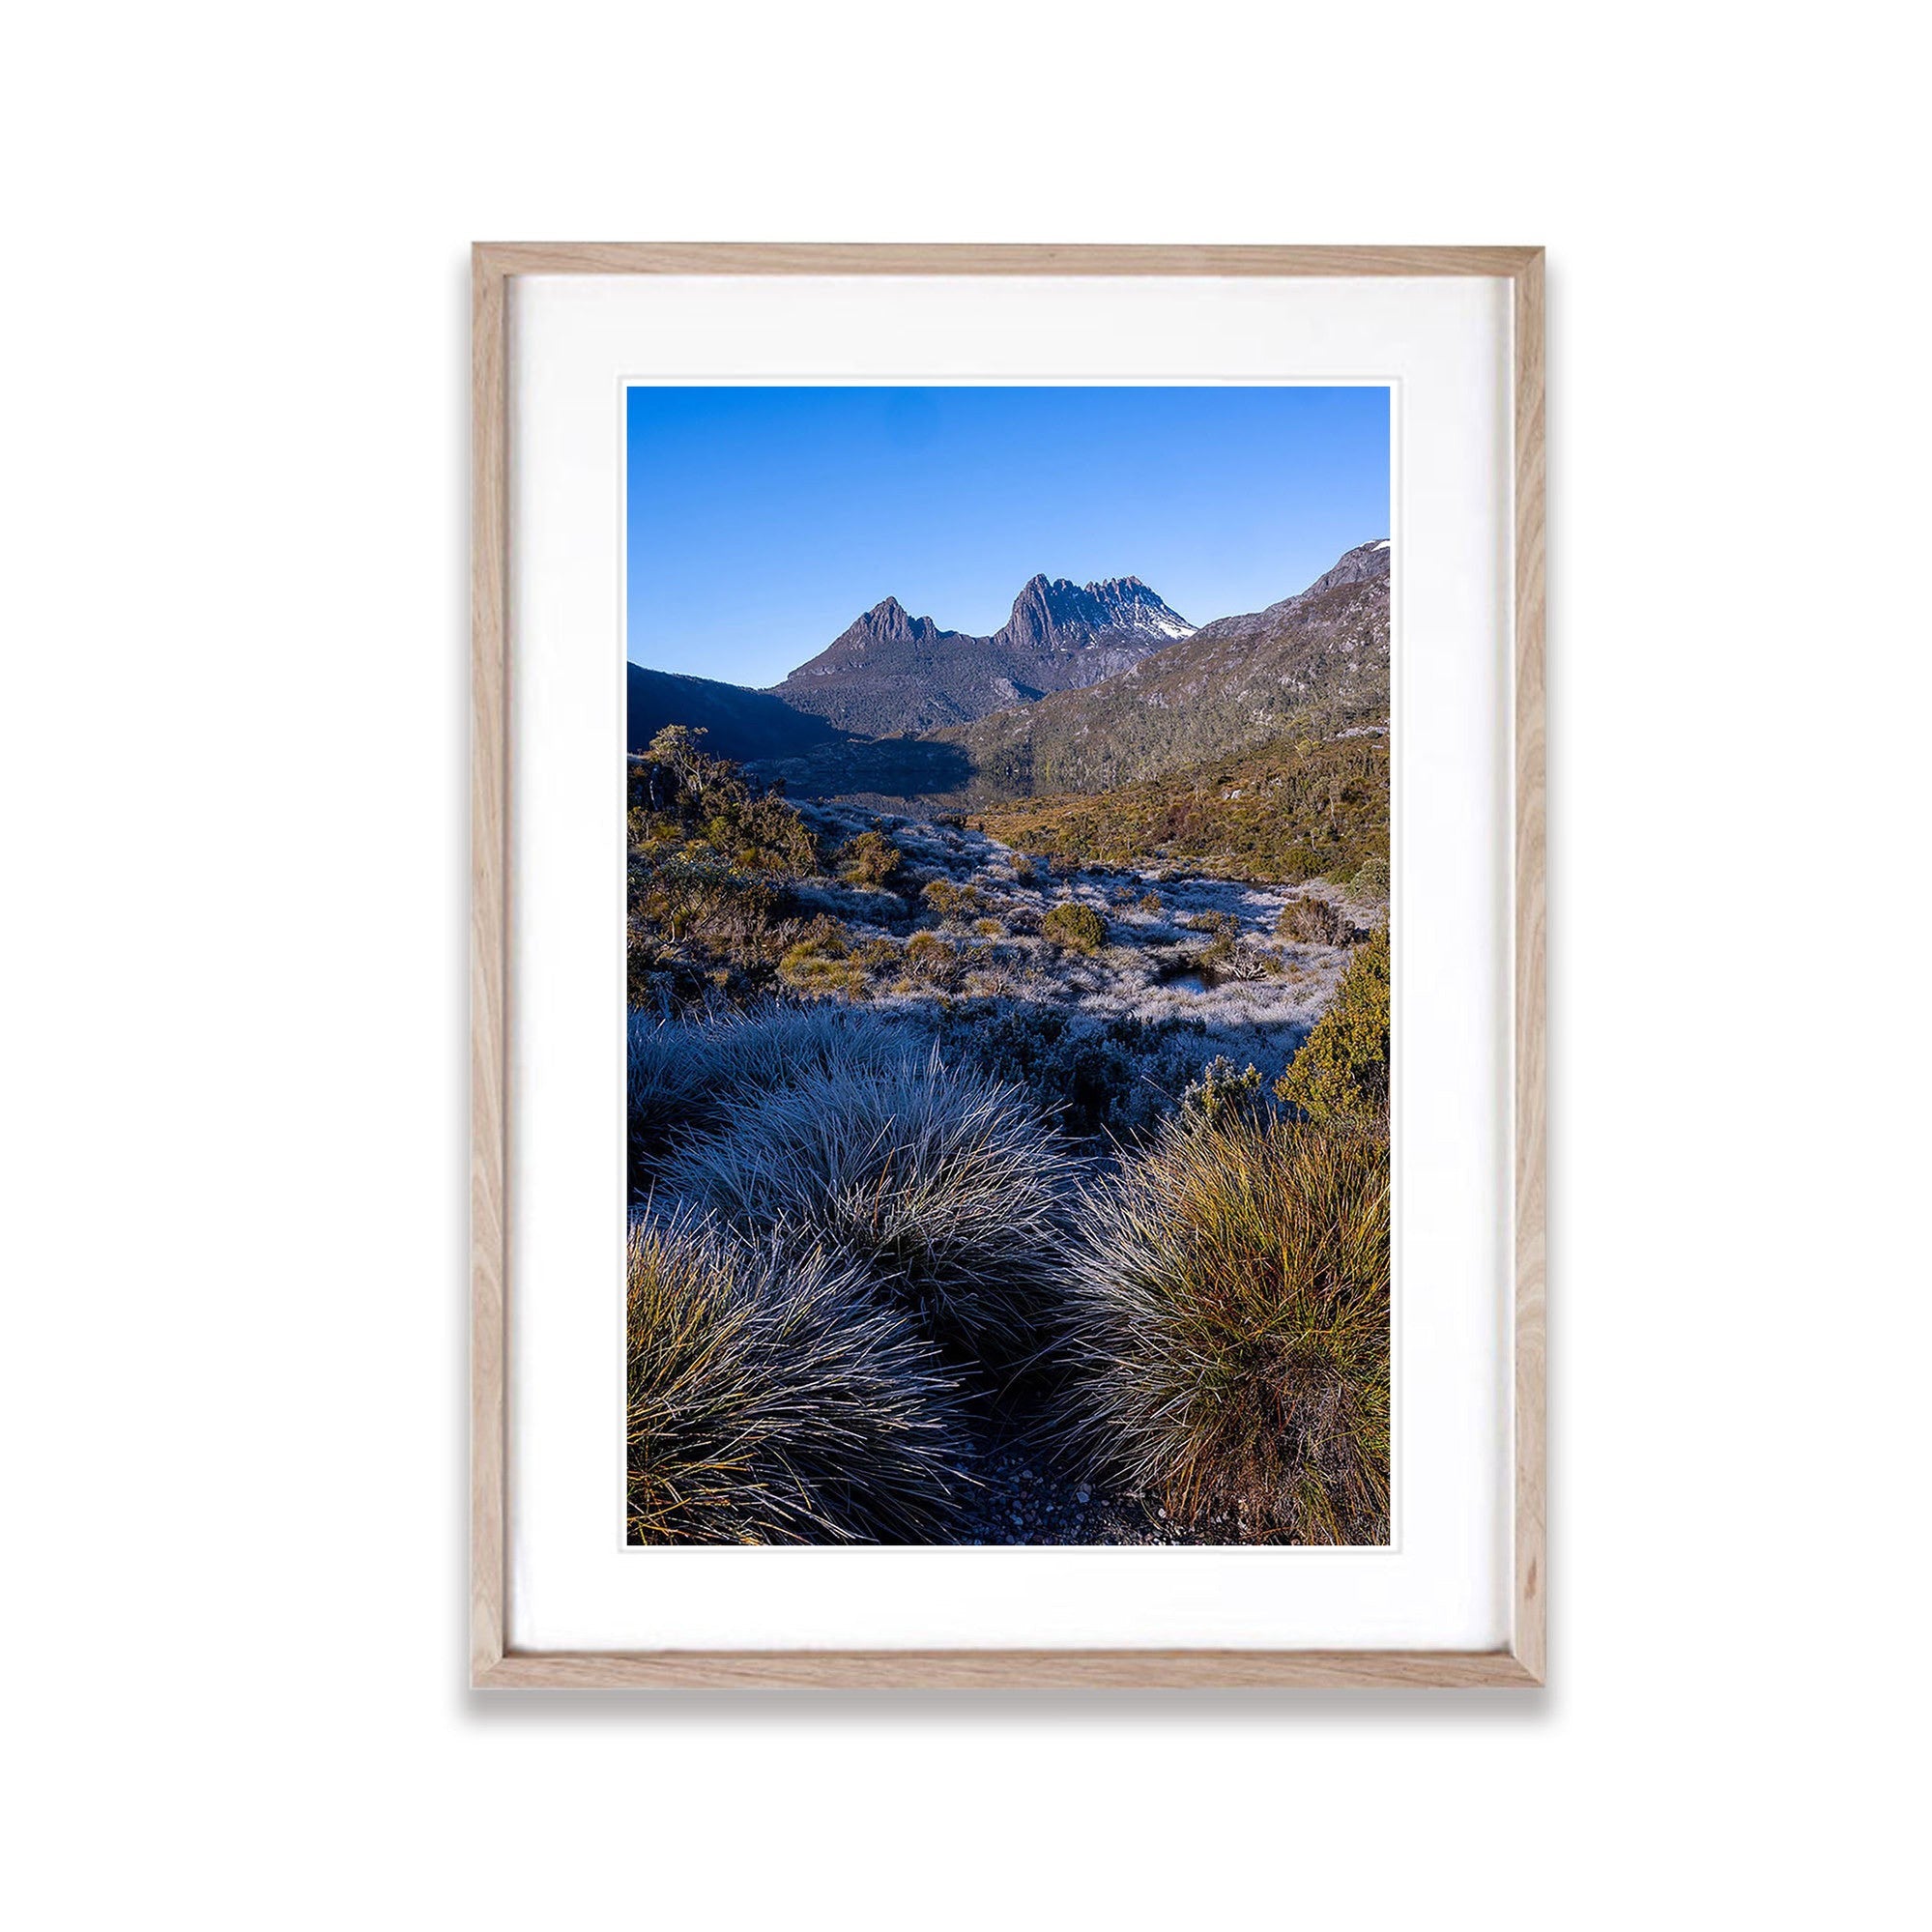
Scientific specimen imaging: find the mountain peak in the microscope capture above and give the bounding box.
[1303,539,1391,597]
[832,594,946,651]
[997,573,1194,654]
[771,570,1195,735]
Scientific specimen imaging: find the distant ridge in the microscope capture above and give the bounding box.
[626,663,850,763]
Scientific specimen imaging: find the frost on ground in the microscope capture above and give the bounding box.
[627,786,1392,1547]
[792,796,1373,1088]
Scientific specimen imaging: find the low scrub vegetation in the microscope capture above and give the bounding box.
[1042,900,1108,954]
[1347,857,1390,901]
[839,827,903,887]
[627,727,828,1009]
[1276,894,1357,946]
[929,1003,1201,1139]
[626,1211,970,1543]
[1179,1054,1265,1123]
[970,730,1388,885]
[1274,924,1390,1124]
[921,878,982,919]
[777,926,870,999]
[624,737,1392,1543]
[1064,1111,1391,1543]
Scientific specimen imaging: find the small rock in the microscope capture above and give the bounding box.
[1076,1487,1090,1504]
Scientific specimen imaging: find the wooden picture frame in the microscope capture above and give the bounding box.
[472,244,1545,1688]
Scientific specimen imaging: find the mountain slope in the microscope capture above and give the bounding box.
[1183,538,1391,650]
[626,662,851,763]
[969,726,1389,885]
[768,574,1194,736]
[922,539,1390,802]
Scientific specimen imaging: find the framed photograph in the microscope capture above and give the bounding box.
[473,245,1544,1687]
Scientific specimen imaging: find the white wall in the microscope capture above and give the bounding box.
[3,5,1923,1926]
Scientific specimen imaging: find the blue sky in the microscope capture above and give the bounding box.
[626,385,1388,688]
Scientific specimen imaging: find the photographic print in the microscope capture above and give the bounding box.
[624,383,1392,1548]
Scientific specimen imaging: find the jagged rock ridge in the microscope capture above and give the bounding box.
[768,575,1195,736]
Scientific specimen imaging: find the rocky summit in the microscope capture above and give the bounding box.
[995,574,1195,657]
[768,574,1195,736]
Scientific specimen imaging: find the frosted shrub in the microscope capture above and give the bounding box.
[1347,858,1390,902]
[1179,1054,1265,1122]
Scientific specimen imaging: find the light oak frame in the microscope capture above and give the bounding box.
[472,245,1546,1688]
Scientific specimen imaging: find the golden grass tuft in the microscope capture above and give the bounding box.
[1064,1110,1390,1543]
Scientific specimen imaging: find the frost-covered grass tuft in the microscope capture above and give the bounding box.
[626,1209,971,1543]
[1063,1110,1390,1543]
[627,1005,923,1192]
[661,1053,1078,1371]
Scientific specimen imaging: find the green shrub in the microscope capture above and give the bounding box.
[624,853,791,1008]
[642,723,708,786]
[626,1211,969,1543]
[1348,857,1391,900]
[841,829,903,887]
[920,877,982,919]
[1274,925,1390,1123]
[1042,901,1107,954]
[631,734,818,875]
[1064,1111,1390,1543]
[631,856,780,944]
[701,794,819,875]
[625,741,829,1009]
[778,932,869,999]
